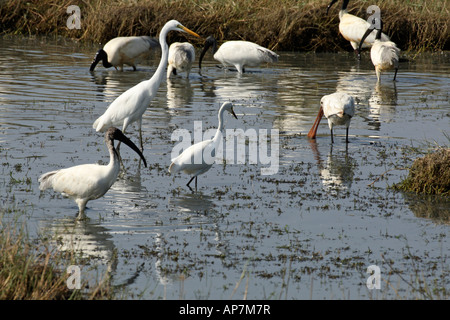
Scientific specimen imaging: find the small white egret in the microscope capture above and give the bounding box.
[169,102,238,190]
[359,19,400,82]
[198,36,278,74]
[307,92,355,143]
[327,0,390,57]
[39,127,147,220]
[93,20,200,151]
[167,42,196,78]
[90,36,160,71]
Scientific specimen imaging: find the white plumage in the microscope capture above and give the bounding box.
[308,92,355,143]
[199,36,278,74]
[169,102,238,190]
[359,19,400,82]
[90,36,160,71]
[38,127,147,220]
[167,42,196,78]
[327,0,390,55]
[92,20,200,150]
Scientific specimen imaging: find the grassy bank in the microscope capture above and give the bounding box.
[0,0,448,52]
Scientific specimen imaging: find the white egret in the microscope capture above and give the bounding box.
[39,127,147,220]
[93,20,200,151]
[358,19,400,82]
[198,36,278,74]
[307,92,355,143]
[167,42,196,78]
[90,36,160,71]
[327,0,390,57]
[169,102,238,190]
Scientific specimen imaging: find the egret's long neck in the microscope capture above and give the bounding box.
[150,26,171,84]
[213,107,226,144]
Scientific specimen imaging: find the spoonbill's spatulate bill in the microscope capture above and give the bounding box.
[90,36,160,71]
[92,20,200,151]
[39,127,147,220]
[307,92,355,144]
[199,36,278,74]
[169,102,238,190]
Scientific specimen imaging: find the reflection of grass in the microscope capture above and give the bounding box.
[0,0,448,52]
[0,210,113,299]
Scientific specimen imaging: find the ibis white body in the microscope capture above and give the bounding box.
[199,36,278,74]
[328,0,389,53]
[92,20,200,150]
[90,36,160,71]
[39,128,147,219]
[308,92,355,143]
[169,102,237,189]
[167,42,195,78]
[214,41,278,73]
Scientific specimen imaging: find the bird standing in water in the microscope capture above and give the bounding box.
[39,127,147,220]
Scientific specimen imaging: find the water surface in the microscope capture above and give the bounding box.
[0,36,449,299]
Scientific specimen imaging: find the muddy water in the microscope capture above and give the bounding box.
[1,36,449,299]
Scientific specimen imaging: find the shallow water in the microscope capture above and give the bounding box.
[0,36,449,299]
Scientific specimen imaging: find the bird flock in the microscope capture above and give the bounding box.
[39,0,401,219]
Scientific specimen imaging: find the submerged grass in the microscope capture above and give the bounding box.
[0,211,114,299]
[0,0,448,52]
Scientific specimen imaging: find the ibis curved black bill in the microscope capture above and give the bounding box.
[108,128,147,167]
[198,36,218,71]
[90,49,112,71]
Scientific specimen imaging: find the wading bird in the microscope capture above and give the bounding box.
[327,0,390,57]
[358,19,400,82]
[169,102,238,190]
[307,92,355,143]
[39,127,147,220]
[198,36,278,74]
[93,20,200,151]
[90,36,160,71]
[167,42,195,78]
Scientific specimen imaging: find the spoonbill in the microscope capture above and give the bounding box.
[169,102,238,190]
[358,19,400,82]
[90,36,160,71]
[167,42,195,78]
[327,0,390,57]
[307,92,355,143]
[39,127,147,220]
[198,36,278,74]
[93,20,200,151]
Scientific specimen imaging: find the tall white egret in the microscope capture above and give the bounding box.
[169,102,238,190]
[90,36,160,71]
[358,19,400,82]
[167,42,196,78]
[93,20,200,151]
[198,36,278,74]
[39,127,147,220]
[327,0,390,57]
[307,92,355,143]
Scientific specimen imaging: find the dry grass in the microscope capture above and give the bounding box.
[0,0,448,51]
